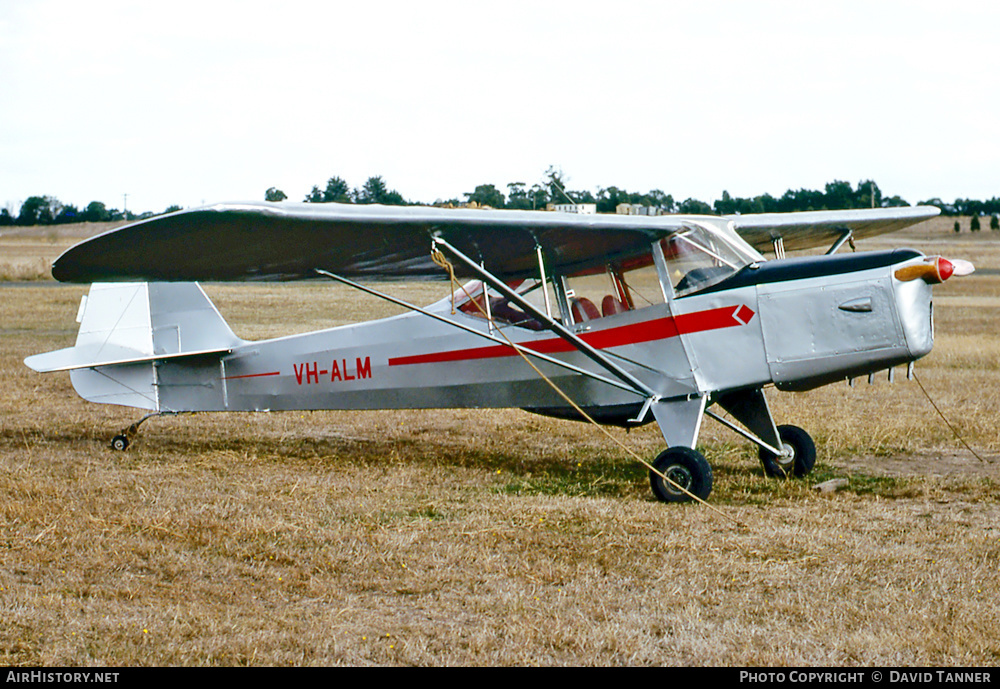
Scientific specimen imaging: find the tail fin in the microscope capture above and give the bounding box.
[25,282,242,410]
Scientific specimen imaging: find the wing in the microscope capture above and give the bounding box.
[52,202,699,283]
[725,206,940,253]
[51,202,938,284]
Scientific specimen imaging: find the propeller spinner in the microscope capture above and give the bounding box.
[895,256,975,284]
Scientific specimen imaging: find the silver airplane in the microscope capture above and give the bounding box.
[24,202,972,503]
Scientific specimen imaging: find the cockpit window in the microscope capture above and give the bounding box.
[456,279,546,330]
[661,225,752,297]
[561,250,665,325]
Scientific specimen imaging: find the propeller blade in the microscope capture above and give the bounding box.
[949,258,975,276]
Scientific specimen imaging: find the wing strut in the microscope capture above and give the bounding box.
[825,229,855,255]
[431,237,657,400]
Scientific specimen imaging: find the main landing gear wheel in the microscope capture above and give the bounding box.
[649,447,713,503]
[110,435,130,451]
[759,424,816,478]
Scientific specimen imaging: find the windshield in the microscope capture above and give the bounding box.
[661,223,754,297]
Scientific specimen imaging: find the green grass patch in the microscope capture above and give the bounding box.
[498,455,647,499]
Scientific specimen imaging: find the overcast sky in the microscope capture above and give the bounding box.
[2,0,997,214]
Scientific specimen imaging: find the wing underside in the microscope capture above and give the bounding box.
[730,206,940,253]
[52,203,686,283]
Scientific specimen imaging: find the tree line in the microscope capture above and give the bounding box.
[4,169,998,227]
[0,196,180,227]
[279,171,1000,222]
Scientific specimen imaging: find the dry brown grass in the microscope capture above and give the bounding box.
[0,223,124,281]
[2,221,1000,666]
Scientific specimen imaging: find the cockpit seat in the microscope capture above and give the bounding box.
[601,295,627,317]
[570,297,601,323]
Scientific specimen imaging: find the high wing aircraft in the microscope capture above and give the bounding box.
[24,202,972,504]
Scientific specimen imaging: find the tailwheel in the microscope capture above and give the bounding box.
[649,447,713,503]
[109,412,161,452]
[759,424,816,478]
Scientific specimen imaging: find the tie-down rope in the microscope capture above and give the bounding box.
[431,248,745,526]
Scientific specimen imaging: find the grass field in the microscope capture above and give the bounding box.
[1,218,999,666]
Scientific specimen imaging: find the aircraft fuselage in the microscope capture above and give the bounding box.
[65,249,934,429]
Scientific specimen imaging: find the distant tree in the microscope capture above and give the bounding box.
[647,189,675,213]
[678,198,713,215]
[991,215,999,231]
[596,186,629,213]
[17,196,60,225]
[714,190,777,215]
[566,189,596,204]
[954,220,961,233]
[163,205,183,214]
[265,187,287,202]
[714,190,737,215]
[954,198,987,217]
[882,195,910,207]
[971,215,981,232]
[506,182,532,209]
[465,184,505,208]
[54,204,79,224]
[304,177,353,203]
[855,180,882,209]
[528,183,549,210]
[544,166,583,206]
[80,201,111,222]
[0,207,13,226]
[356,176,406,205]
[779,188,826,212]
[821,180,853,209]
[316,177,351,203]
[357,176,387,204]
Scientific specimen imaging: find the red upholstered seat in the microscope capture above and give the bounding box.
[601,295,627,317]
[571,297,601,323]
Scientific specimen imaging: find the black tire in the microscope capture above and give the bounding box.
[649,447,713,503]
[759,424,815,478]
[110,434,130,451]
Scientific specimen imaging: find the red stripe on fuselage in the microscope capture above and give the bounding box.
[222,371,281,380]
[388,305,753,367]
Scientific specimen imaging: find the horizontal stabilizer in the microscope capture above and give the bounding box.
[24,342,233,373]
[24,282,243,410]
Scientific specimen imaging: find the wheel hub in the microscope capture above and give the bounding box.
[663,465,693,494]
[774,442,796,470]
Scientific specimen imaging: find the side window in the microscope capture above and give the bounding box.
[457,280,546,330]
[562,250,665,325]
